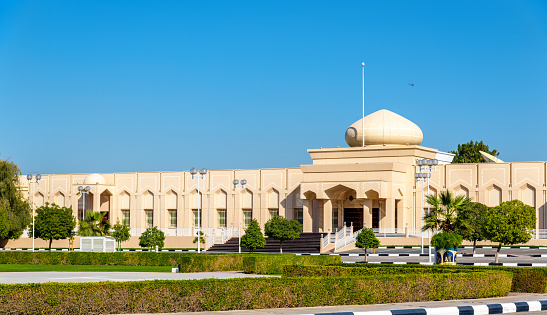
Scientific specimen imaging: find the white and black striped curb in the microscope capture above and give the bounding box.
[0,248,196,252]
[355,262,547,267]
[304,300,547,315]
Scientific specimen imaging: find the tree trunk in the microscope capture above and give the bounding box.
[495,243,502,263]
[280,240,283,254]
[473,240,477,255]
[49,239,52,251]
[365,248,368,263]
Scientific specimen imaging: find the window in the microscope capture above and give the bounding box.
[145,210,153,228]
[243,210,252,228]
[294,208,303,225]
[193,210,201,227]
[217,210,226,228]
[332,208,338,230]
[122,210,130,226]
[168,210,177,228]
[269,209,279,220]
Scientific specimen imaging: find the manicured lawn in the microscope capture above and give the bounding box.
[0,264,174,272]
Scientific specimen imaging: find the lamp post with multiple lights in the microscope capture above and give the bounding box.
[26,174,41,252]
[415,158,439,263]
[233,178,247,253]
[77,185,91,220]
[190,167,207,253]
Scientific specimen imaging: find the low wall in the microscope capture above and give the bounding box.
[3,236,198,249]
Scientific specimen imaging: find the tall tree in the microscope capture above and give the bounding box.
[423,190,471,233]
[0,160,31,241]
[111,219,131,251]
[484,200,536,263]
[450,140,498,163]
[455,202,488,254]
[78,211,111,236]
[264,215,302,253]
[139,226,165,250]
[33,202,76,250]
[241,219,266,253]
[355,227,380,262]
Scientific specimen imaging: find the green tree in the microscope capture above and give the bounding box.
[193,230,205,245]
[423,190,470,233]
[111,220,131,251]
[264,215,302,253]
[0,160,32,241]
[484,200,536,263]
[450,140,498,163]
[32,202,76,250]
[241,219,266,253]
[355,227,380,262]
[455,202,488,254]
[431,232,463,264]
[78,211,111,236]
[139,226,165,250]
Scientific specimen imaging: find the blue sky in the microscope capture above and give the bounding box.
[1,1,546,175]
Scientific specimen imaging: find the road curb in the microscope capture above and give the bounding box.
[304,300,547,315]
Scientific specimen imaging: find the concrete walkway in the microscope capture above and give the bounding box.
[0,271,276,284]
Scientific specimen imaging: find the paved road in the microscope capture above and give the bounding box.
[340,247,547,264]
[0,271,275,284]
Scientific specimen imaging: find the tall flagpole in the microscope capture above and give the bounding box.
[362,62,365,147]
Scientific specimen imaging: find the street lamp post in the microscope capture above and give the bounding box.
[415,158,438,263]
[26,174,41,252]
[190,167,207,253]
[77,186,91,220]
[233,179,247,253]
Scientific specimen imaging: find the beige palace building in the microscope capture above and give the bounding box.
[10,109,547,249]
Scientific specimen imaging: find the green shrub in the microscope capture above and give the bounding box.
[243,254,341,274]
[283,263,547,293]
[431,232,463,249]
[0,252,340,274]
[0,272,511,314]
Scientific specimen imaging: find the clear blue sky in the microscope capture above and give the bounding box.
[1,1,546,175]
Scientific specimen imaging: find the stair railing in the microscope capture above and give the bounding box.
[205,233,214,251]
[322,233,329,248]
[335,227,363,252]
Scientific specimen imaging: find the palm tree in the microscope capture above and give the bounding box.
[422,190,470,233]
[78,211,111,236]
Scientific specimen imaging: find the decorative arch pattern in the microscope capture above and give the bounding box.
[241,189,253,209]
[165,190,178,210]
[215,190,227,209]
[267,188,279,209]
[520,184,536,208]
[55,192,65,207]
[119,191,131,210]
[487,185,502,207]
[454,185,469,198]
[143,191,154,210]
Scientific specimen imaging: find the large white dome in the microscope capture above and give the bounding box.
[345,109,423,146]
[83,173,106,185]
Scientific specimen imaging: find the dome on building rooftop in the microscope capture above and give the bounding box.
[345,109,423,147]
[83,173,106,185]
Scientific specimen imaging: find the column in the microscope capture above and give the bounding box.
[363,199,372,228]
[385,198,396,231]
[323,199,332,233]
[303,198,313,232]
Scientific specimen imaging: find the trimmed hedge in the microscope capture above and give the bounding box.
[0,252,341,274]
[243,255,341,274]
[283,263,547,293]
[0,272,511,314]
[283,265,473,277]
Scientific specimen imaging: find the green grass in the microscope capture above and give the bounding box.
[0,264,174,272]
